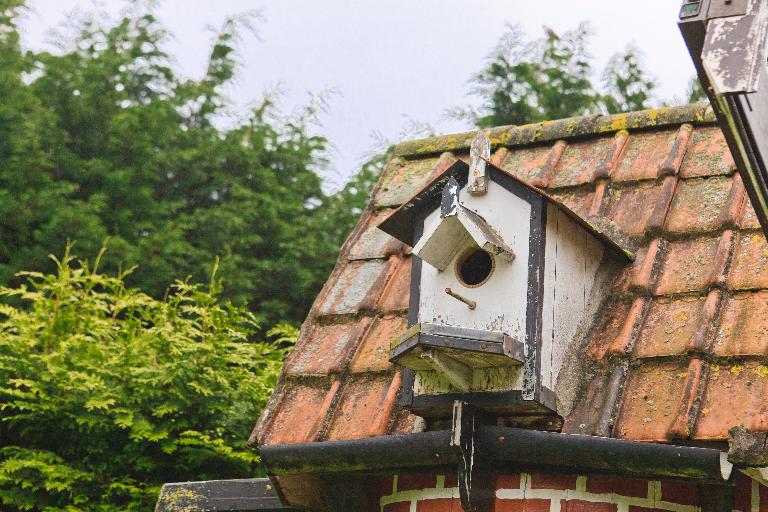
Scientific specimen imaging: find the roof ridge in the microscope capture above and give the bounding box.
[393,103,716,159]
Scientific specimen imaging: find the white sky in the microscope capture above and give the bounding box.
[20,0,696,189]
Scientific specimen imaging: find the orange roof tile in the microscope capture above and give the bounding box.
[253,103,768,449]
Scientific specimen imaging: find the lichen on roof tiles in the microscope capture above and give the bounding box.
[254,103,768,450]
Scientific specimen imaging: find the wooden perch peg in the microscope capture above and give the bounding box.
[445,288,477,310]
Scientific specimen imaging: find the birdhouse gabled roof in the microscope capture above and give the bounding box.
[252,103,768,451]
[378,157,636,261]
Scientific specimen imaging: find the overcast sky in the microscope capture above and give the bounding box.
[20,1,696,189]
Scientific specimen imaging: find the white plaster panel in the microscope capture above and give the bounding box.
[417,182,531,343]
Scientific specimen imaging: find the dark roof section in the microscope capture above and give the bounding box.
[378,158,636,261]
[252,103,768,451]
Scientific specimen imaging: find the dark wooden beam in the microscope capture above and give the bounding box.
[155,478,298,512]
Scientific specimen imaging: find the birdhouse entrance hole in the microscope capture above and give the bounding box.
[456,248,494,287]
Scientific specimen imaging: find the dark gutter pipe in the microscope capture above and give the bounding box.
[260,425,732,483]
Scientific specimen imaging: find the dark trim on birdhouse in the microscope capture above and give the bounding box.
[524,193,546,403]
[380,160,635,262]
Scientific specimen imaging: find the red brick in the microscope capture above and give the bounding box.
[654,237,721,295]
[712,291,768,356]
[728,232,768,290]
[496,473,522,489]
[633,296,706,358]
[529,472,577,490]
[325,374,400,440]
[612,129,679,182]
[564,500,617,512]
[694,361,768,440]
[377,256,411,311]
[417,498,461,511]
[614,360,690,442]
[444,474,459,488]
[586,474,648,498]
[759,481,768,512]
[495,499,551,512]
[383,502,411,512]
[378,475,395,497]
[350,314,407,373]
[397,474,436,492]
[679,127,735,178]
[659,480,699,505]
[665,178,733,235]
[732,471,752,512]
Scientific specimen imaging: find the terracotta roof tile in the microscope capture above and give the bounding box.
[611,129,680,183]
[665,177,733,235]
[376,256,411,312]
[740,199,762,230]
[260,380,339,445]
[694,361,768,439]
[316,259,394,316]
[653,236,721,295]
[550,136,614,188]
[350,314,408,373]
[348,209,407,261]
[498,143,560,186]
[586,300,635,360]
[728,232,768,290]
[324,373,401,441]
[374,154,456,208]
[548,188,595,219]
[712,291,768,356]
[614,359,692,442]
[284,318,370,377]
[603,183,668,237]
[256,104,768,450]
[679,126,735,178]
[633,296,707,358]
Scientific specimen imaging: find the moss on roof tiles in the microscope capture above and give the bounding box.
[393,103,716,159]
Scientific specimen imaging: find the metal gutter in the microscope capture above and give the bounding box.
[260,425,732,483]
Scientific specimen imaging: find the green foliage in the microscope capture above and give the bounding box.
[0,4,350,327]
[601,45,657,114]
[686,76,708,103]
[459,23,660,127]
[0,246,291,511]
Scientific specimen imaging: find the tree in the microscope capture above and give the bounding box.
[458,23,661,127]
[0,4,342,328]
[0,246,289,511]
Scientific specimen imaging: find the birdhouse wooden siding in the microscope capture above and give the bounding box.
[379,145,633,418]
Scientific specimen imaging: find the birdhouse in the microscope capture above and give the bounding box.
[378,133,635,418]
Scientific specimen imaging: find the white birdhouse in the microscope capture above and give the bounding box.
[378,133,634,418]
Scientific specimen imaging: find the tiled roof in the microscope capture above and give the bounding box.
[251,103,768,448]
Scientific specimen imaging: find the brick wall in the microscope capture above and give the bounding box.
[378,471,764,512]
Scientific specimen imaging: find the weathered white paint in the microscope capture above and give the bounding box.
[413,205,515,272]
[540,205,605,391]
[418,181,531,341]
[413,366,523,395]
